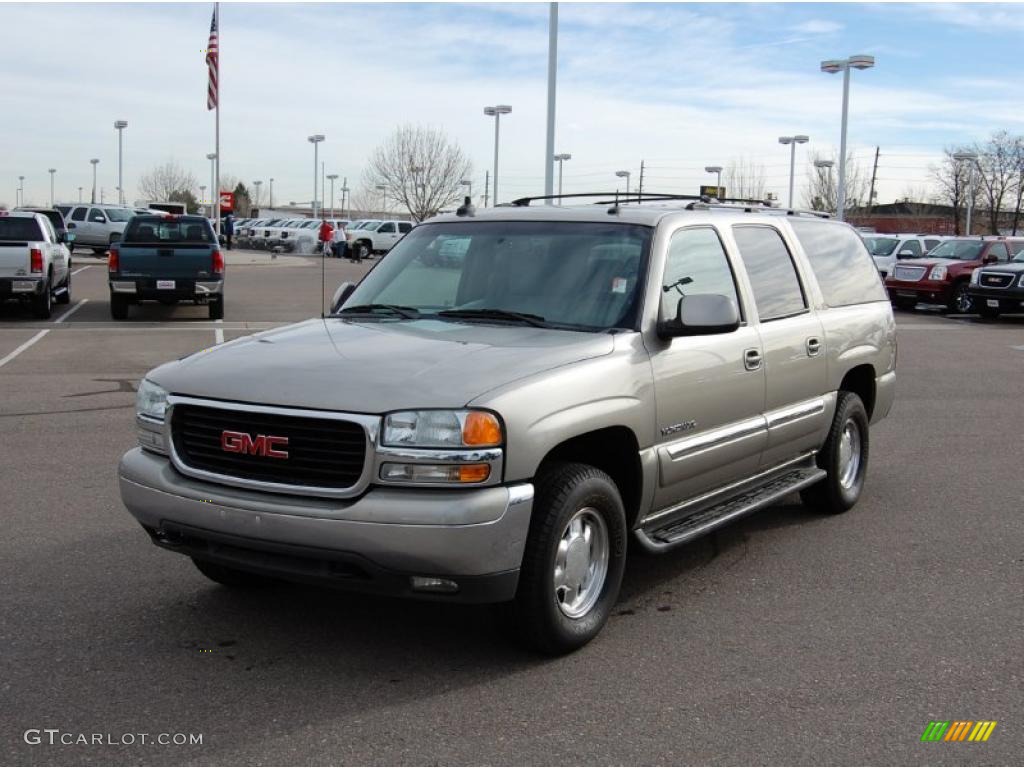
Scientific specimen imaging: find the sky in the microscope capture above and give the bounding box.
[3,1,1024,211]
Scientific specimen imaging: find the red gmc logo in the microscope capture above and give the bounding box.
[220,430,290,459]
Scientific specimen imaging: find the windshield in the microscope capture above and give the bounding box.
[356,220,379,230]
[104,208,135,222]
[927,240,984,260]
[863,237,898,256]
[122,217,214,243]
[342,221,652,331]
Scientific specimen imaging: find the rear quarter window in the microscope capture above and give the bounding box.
[789,220,887,307]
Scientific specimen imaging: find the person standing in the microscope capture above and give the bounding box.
[331,222,347,258]
[318,218,334,256]
[223,213,235,250]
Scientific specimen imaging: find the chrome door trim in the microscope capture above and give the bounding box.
[664,415,766,462]
[764,397,825,431]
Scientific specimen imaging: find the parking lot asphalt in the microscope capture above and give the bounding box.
[1,254,1022,765]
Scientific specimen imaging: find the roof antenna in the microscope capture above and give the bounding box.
[456,195,476,217]
[608,190,620,215]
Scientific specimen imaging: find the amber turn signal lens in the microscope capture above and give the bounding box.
[462,412,502,447]
[458,464,491,483]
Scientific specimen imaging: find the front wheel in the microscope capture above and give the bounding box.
[513,462,627,655]
[948,282,974,314]
[801,391,869,514]
[32,280,53,319]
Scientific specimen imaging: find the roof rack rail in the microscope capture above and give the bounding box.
[509,191,773,207]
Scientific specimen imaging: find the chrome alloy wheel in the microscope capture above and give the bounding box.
[553,507,609,619]
[838,419,862,490]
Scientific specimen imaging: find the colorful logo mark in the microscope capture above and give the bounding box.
[921,721,997,742]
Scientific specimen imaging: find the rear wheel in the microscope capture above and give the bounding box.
[32,279,53,319]
[110,293,129,320]
[209,296,224,320]
[948,282,974,314]
[801,391,869,515]
[55,269,71,305]
[513,462,627,655]
[192,558,274,588]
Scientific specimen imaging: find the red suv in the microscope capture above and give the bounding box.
[884,237,1022,313]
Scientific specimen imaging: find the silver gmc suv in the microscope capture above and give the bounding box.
[119,194,896,654]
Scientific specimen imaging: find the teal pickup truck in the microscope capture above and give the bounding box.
[108,215,224,320]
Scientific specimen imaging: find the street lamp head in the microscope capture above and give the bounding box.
[206,153,217,160]
[460,179,471,185]
[704,165,723,173]
[114,120,128,129]
[814,160,835,169]
[90,158,99,165]
[49,168,56,174]
[483,106,496,116]
[953,151,979,162]
[326,174,338,181]
[495,105,512,114]
[820,59,845,74]
[794,135,810,144]
[554,153,572,161]
[848,54,875,70]
[779,136,793,145]
[376,185,387,191]
[615,170,630,178]
[307,134,325,143]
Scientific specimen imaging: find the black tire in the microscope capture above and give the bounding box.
[513,462,627,655]
[947,281,974,314]
[208,297,224,320]
[110,293,129,320]
[977,304,1000,319]
[32,279,53,319]
[192,558,274,588]
[67,242,75,254]
[92,247,107,255]
[357,241,371,260]
[892,296,916,311]
[55,269,71,305]
[801,391,870,515]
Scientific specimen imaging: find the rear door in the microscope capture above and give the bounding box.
[67,206,89,244]
[731,224,828,469]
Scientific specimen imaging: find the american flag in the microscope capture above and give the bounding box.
[206,5,218,110]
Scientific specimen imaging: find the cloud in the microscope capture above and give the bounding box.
[792,19,843,35]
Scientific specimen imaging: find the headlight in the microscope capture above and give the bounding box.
[136,379,169,421]
[382,410,503,448]
[1019,274,1024,288]
[929,266,947,281]
[970,269,981,285]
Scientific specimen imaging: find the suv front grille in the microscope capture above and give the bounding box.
[893,265,927,281]
[171,404,366,489]
[979,272,1014,289]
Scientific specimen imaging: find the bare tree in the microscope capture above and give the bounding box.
[138,160,198,203]
[930,147,981,235]
[723,157,767,200]
[976,130,1018,234]
[802,151,869,214]
[362,124,472,220]
[1010,136,1024,235]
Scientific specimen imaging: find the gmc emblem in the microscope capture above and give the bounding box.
[221,430,290,459]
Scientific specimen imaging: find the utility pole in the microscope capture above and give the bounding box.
[483,170,490,208]
[868,146,880,214]
[638,160,645,199]
[543,2,558,203]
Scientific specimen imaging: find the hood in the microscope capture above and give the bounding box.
[149,318,614,413]
[893,257,972,269]
[978,261,1024,274]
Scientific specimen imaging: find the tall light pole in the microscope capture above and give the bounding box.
[821,54,875,221]
[307,135,325,217]
[554,153,571,196]
[114,120,128,205]
[778,135,809,209]
[544,2,558,203]
[813,159,835,212]
[17,176,24,207]
[206,153,217,214]
[341,177,349,219]
[704,165,723,195]
[953,151,980,235]
[78,186,83,203]
[483,105,511,206]
[615,169,631,194]
[199,185,206,212]
[269,177,274,210]
[48,168,56,207]
[376,184,387,214]
[90,159,99,203]
[253,180,262,211]
[326,174,338,218]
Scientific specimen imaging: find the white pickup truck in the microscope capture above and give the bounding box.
[0,210,72,318]
[345,219,414,260]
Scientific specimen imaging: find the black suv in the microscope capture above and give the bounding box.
[968,250,1024,318]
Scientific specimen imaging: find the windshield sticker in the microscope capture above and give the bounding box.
[612,277,628,294]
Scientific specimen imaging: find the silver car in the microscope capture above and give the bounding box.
[60,204,137,254]
[119,195,895,654]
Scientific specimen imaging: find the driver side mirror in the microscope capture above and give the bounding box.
[657,294,740,339]
[983,254,999,264]
[67,222,77,230]
[898,249,915,258]
[330,281,356,314]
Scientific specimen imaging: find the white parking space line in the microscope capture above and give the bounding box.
[53,299,89,324]
[214,319,224,345]
[70,265,92,276]
[0,330,50,369]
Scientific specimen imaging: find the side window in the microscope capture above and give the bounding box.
[732,226,807,320]
[378,222,397,234]
[661,227,741,322]
[88,208,106,223]
[398,222,412,234]
[988,243,1009,261]
[70,207,87,222]
[789,220,886,306]
[900,239,922,257]
[41,217,57,242]
[924,239,941,252]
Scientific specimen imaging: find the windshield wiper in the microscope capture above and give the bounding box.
[334,304,420,319]
[437,308,550,327]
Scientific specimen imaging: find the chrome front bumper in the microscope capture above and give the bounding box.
[118,448,534,601]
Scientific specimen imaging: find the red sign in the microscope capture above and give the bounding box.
[221,430,289,459]
[219,191,235,213]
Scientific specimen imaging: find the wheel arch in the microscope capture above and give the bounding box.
[839,364,876,419]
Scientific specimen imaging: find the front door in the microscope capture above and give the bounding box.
[649,225,767,510]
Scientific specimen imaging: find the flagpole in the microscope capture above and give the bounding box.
[213,2,221,236]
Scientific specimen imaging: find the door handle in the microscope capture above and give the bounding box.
[743,348,762,371]
[806,337,822,357]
